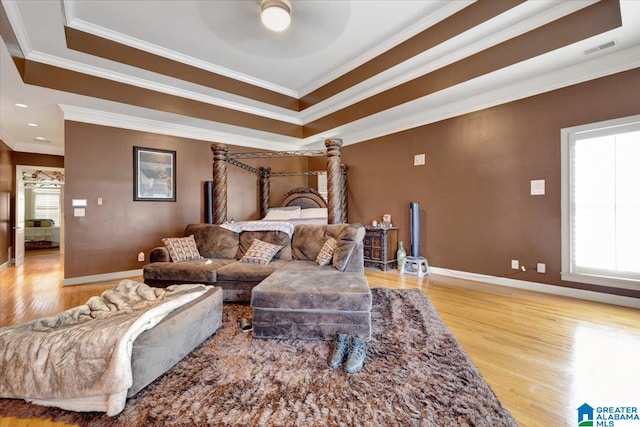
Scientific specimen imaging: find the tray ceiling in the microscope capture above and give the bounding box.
[1,0,639,155]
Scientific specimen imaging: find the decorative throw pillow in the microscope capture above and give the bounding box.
[315,236,337,266]
[162,235,202,263]
[240,239,283,265]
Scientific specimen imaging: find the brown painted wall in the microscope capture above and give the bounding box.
[0,140,13,265]
[342,68,640,299]
[13,152,64,169]
[64,122,306,279]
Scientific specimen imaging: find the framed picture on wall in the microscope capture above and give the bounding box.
[133,146,176,202]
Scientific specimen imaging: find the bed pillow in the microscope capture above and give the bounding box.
[315,236,337,266]
[262,206,301,220]
[162,235,203,262]
[240,239,283,265]
[299,208,328,219]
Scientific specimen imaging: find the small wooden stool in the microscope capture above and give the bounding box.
[401,256,431,278]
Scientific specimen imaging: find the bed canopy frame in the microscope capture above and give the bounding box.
[211,138,347,225]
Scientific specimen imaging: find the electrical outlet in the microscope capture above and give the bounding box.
[414,154,425,166]
[138,252,145,262]
[511,259,519,270]
[537,263,546,273]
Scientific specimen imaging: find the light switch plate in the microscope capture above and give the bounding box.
[531,179,545,195]
[414,154,425,166]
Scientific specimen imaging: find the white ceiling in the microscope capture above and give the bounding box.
[1,0,639,156]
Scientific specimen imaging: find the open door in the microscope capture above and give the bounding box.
[14,166,65,265]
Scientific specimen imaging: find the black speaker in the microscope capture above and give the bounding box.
[410,202,420,257]
[205,181,213,224]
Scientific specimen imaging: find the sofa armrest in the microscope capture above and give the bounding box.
[149,247,170,263]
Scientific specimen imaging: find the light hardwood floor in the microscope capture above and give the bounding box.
[1,250,639,426]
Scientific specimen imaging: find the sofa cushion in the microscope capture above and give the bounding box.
[315,236,337,266]
[291,224,345,262]
[240,239,283,265]
[238,230,291,260]
[162,235,202,262]
[143,258,235,283]
[250,261,372,312]
[216,259,289,282]
[291,224,365,272]
[332,224,366,272]
[183,224,239,259]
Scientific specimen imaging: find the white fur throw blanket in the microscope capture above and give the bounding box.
[0,280,208,416]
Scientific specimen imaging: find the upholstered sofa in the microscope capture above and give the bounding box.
[143,223,372,340]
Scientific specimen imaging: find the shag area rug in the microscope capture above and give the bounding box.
[0,288,516,426]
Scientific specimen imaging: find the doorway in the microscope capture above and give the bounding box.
[14,166,65,267]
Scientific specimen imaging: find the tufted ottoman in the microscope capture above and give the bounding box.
[250,261,372,341]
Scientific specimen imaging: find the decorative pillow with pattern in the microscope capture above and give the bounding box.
[240,239,283,265]
[162,235,203,262]
[315,236,337,266]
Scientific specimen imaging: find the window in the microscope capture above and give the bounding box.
[561,115,640,289]
[32,187,61,225]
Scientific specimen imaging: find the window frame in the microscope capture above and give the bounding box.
[560,114,640,290]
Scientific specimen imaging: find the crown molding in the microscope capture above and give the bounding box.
[26,51,301,125]
[1,0,33,54]
[331,45,640,147]
[300,0,599,123]
[62,8,299,99]
[297,0,474,97]
[58,104,298,152]
[57,44,640,154]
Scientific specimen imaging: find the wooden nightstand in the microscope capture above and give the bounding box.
[363,226,398,271]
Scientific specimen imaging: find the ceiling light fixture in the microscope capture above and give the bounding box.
[261,0,291,32]
[27,122,38,127]
[15,103,28,108]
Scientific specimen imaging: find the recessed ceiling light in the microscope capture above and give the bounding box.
[15,103,28,108]
[34,137,50,142]
[27,123,38,127]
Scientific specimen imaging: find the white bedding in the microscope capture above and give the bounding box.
[24,226,60,243]
[0,280,208,416]
[260,207,328,225]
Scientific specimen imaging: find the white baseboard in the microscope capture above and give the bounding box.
[429,267,640,309]
[0,259,12,272]
[63,269,143,286]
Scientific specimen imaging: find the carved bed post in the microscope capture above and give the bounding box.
[340,164,348,223]
[325,138,344,224]
[211,143,228,224]
[259,167,271,219]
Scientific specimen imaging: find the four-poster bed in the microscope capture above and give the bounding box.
[210,138,348,224]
